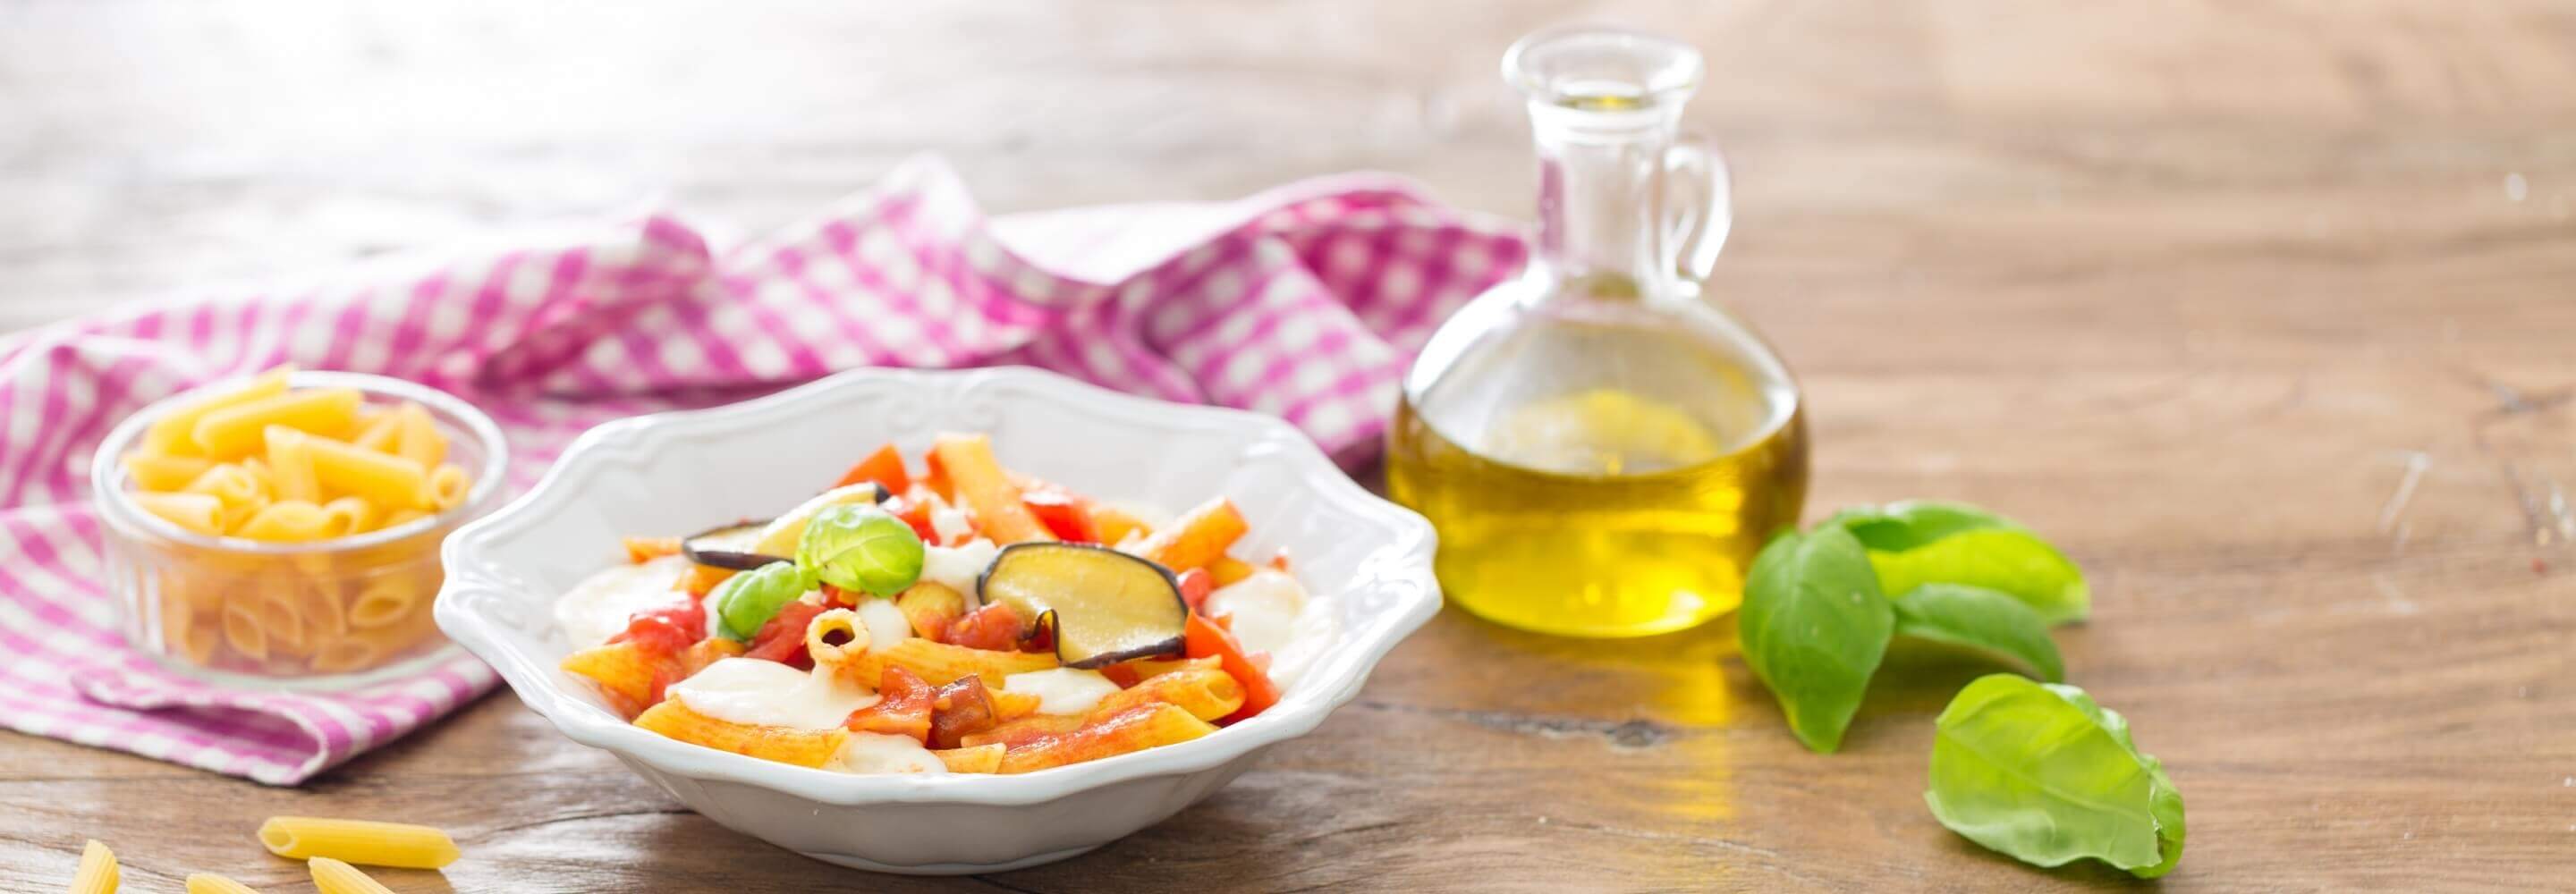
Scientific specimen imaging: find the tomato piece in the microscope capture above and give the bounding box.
[1176,567,1215,614]
[944,603,1028,652]
[920,448,955,502]
[834,443,912,494]
[1021,489,1100,543]
[927,676,1002,749]
[1185,612,1280,724]
[885,496,939,543]
[608,600,705,657]
[846,666,934,741]
[744,601,826,669]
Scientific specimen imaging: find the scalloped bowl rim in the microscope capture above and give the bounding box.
[435,366,1441,807]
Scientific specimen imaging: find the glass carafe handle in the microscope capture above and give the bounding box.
[1664,133,1733,287]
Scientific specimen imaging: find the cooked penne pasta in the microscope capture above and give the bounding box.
[258,815,461,869]
[68,839,118,894]
[193,387,361,459]
[132,491,225,536]
[632,700,848,768]
[144,366,292,457]
[124,453,214,491]
[303,434,431,511]
[804,608,867,674]
[930,434,1053,543]
[1136,497,1249,571]
[185,873,261,894]
[894,582,968,639]
[307,857,395,894]
[849,637,1060,688]
[561,641,660,711]
[996,704,1216,774]
[934,743,1006,773]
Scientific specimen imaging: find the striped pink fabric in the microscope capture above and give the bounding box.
[0,156,1523,785]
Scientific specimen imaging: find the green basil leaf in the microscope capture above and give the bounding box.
[1740,526,1891,754]
[1829,501,2009,551]
[712,561,817,642]
[1831,501,2089,624]
[1868,528,2089,625]
[797,503,924,597]
[1891,584,2064,682]
[1926,675,2185,878]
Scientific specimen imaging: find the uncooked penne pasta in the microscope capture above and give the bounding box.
[124,453,214,491]
[131,491,225,536]
[392,401,445,468]
[424,462,470,510]
[181,463,266,507]
[185,873,261,894]
[347,578,416,629]
[193,387,361,459]
[351,410,401,452]
[307,857,395,894]
[68,839,118,894]
[237,501,333,543]
[222,602,270,661]
[258,815,462,869]
[264,425,324,502]
[257,589,309,654]
[143,365,292,457]
[318,496,376,537]
[303,434,431,510]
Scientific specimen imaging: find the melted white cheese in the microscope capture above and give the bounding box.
[857,598,912,649]
[555,555,691,647]
[831,731,948,775]
[919,537,1000,597]
[669,658,879,730]
[1004,668,1121,716]
[928,502,974,546]
[1206,569,1335,688]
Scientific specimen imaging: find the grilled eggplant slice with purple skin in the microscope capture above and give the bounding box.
[977,542,1189,668]
[682,519,789,570]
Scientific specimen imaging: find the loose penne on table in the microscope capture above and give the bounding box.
[555,433,1335,775]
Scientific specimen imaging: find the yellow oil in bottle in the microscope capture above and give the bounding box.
[1386,291,1808,637]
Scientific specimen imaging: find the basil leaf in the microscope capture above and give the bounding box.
[1891,584,2064,682]
[1829,501,2008,551]
[712,561,817,642]
[1926,675,2185,878]
[1740,526,1891,754]
[1831,501,2089,624]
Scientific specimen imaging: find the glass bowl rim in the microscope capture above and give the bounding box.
[89,369,510,556]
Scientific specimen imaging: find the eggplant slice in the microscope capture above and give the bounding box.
[682,519,790,570]
[977,542,1187,668]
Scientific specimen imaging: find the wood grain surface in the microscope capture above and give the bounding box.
[4,1,2572,891]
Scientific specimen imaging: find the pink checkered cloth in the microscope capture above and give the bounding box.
[0,156,1523,785]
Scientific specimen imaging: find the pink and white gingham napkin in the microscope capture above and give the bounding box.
[0,156,1524,785]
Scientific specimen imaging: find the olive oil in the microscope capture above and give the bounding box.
[1388,27,1809,637]
[1388,290,1807,637]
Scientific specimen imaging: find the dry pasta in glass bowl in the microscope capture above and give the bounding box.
[89,367,506,687]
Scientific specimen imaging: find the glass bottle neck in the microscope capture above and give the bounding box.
[1529,101,1678,299]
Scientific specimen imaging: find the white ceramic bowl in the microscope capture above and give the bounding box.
[434,367,1441,874]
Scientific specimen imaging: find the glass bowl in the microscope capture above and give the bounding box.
[89,371,507,689]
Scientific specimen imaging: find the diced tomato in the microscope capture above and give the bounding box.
[846,666,934,741]
[819,583,858,608]
[1021,489,1100,543]
[1185,612,1280,724]
[920,448,955,502]
[744,601,827,669]
[1176,568,1215,614]
[885,496,938,542]
[608,600,705,657]
[623,536,683,564]
[834,443,912,495]
[928,676,1002,749]
[944,603,1028,652]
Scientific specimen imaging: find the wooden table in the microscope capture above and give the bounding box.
[4,2,2572,890]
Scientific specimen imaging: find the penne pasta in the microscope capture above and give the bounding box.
[68,839,118,894]
[257,589,309,654]
[934,743,1006,773]
[263,425,324,503]
[144,365,292,457]
[193,387,361,459]
[996,704,1216,774]
[185,873,261,894]
[424,462,470,510]
[929,434,1053,543]
[258,815,462,869]
[237,501,334,543]
[318,496,376,538]
[307,857,395,894]
[222,602,270,661]
[1084,502,1153,548]
[132,491,225,536]
[392,401,446,468]
[848,637,1060,689]
[632,700,848,768]
[804,608,867,676]
[303,434,431,510]
[352,411,402,452]
[1135,497,1249,571]
[181,463,266,508]
[378,507,431,530]
[346,578,417,629]
[124,453,214,491]
[893,581,967,639]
